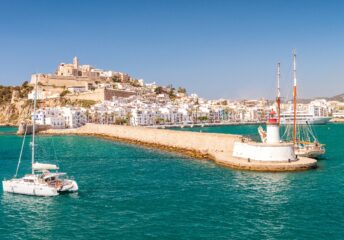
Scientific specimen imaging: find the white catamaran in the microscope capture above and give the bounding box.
[2,77,78,197]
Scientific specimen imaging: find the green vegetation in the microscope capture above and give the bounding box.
[155,118,165,125]
[78,100,97,108]
[129,79,141,87]
[19,84,33,98]
[216,100,227,105]
[154,86,164,94]
[177,87,186,94]
[112,76,121,83]
[0,86,13,104]
[113,112,131,125]
[169,88,176,98]
[58,98,97,108]
[0,83,33,104]
[114,118,128,125]
[198,116,208,121]
[60,89,71,97]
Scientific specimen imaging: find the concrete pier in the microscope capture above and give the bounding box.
[17,122,51,135]
[41,123,317,172]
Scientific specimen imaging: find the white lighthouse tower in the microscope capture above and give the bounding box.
[266,109,280,144]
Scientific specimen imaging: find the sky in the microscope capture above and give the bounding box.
[0,0,343,100]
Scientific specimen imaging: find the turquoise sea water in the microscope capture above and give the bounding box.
[0,124,343,239]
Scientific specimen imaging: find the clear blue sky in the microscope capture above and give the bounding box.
[0,0,343,99]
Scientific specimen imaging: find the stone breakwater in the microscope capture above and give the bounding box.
[41,123,317,172]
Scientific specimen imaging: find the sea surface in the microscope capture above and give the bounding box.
[0,124,343,239]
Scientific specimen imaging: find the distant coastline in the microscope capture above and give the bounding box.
[151,121,264,129]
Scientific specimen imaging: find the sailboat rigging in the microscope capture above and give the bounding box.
[258,51,325,158]
[2,76,78,197]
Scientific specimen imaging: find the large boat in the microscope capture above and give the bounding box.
[280,111,331,125]
[2,77,78,197]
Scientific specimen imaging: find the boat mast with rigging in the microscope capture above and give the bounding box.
[293,50,297,144]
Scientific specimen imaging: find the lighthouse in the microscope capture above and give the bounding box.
[266,109,280,144]
[232,80,296,162]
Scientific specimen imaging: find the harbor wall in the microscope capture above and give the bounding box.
[42,123,317,172]
[46,123,241,158]
[17,123,51,135]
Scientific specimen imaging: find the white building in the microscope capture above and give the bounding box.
[67,86,86,93]
[62,107,87,128]
[333,110,344,118]
[33,107,86,129]
[33,108,65,129]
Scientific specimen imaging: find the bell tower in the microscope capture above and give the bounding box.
[73,56,79,69]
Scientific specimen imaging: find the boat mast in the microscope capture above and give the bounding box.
[292,50,297,144]
[276,62,281,126]
[32,75,38,174]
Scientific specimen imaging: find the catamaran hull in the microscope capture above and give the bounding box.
[2,180,59,197]
[58,180,78,193]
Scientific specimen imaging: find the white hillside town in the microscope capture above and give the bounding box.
[34,107,87,129]
[25,57,341,129]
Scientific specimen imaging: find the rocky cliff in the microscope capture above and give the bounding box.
[0,97,96,126]
[0,100,32,126]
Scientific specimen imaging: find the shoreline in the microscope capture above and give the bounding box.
[330,118,344,123]
[150,121,264,129]
[0,123,17,127]
[41,124,317,172]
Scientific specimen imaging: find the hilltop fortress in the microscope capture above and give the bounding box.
[29,57,136,101]
[30,56,130,89]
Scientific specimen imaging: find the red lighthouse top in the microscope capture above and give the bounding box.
[267,109,278,124]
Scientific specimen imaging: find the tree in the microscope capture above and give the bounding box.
[177,87,186,94]
[112,76,121,83]
[0,86,13,104]
[154,86,163,94]
[113,118,124,125]
[125,112,132,125]
[22,81,29,87]
[155,118,165,125]
[130,79,141,87]
[167,84,176,99]
[198,116,208,122]
[60,90,71,97]
[85,110,90,123]
[169,90,175,98]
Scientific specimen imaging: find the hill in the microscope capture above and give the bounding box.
[328,93,344,102]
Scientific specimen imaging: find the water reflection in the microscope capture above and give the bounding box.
[1,193,57,239]
[233,171,290,195]
[231,171,292,238]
